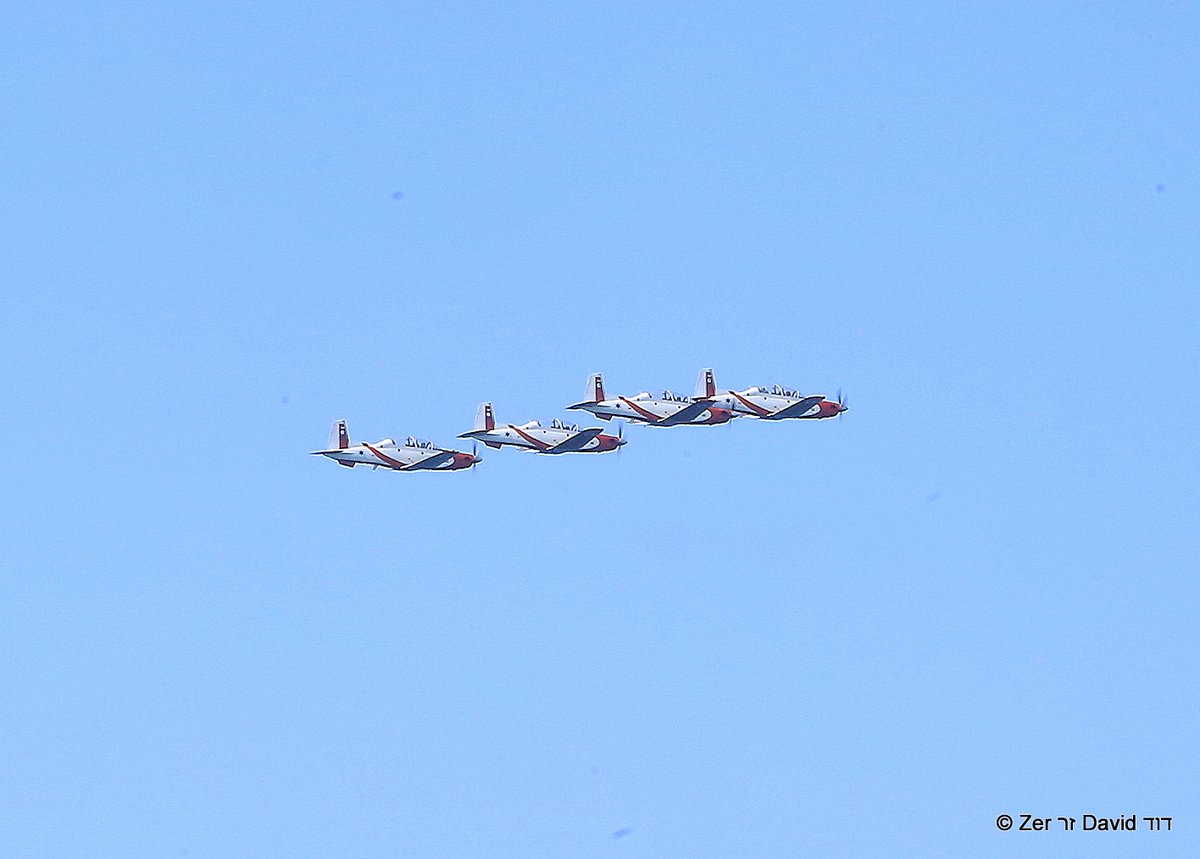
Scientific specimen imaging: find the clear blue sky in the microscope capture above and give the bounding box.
[3,2,1197,856]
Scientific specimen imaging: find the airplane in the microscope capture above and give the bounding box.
[567,372,735,426]
[458,402,626,453]
[311,419,481,471]
[693,368,847,420]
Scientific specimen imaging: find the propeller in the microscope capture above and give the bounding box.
[836,388,847,419]
[471,440,479,471]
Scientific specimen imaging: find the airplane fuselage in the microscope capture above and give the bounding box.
[571,395,733,426]
[461,421,623,453]
[707,389,843,420]
[315,440,477,470]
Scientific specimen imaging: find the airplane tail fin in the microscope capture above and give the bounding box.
[473,402,496,432]
[328,419,350,450]
[694,368,716,400]
[585,372,605,403]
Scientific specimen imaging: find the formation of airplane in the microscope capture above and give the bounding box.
[313,369,845,474]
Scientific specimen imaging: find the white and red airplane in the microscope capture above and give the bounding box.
[567,372,735,426]
[458,402,625,453]
[312,420,481,471]
[693,368,847,420]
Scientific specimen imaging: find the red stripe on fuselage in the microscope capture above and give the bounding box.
[618,396,662,423]
[509,424,551,450]
[364,443,411,470]
[731,391,773,416]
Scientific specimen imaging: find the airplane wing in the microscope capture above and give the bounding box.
[766,395,825,420]
[656,401,713,426]
[546,427,604,453]
[406,450,458,470]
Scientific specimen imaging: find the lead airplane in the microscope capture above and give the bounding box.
[567,372,735,426]
[693,368,847,420]
[312,420,481,471]
[458,402,625,453]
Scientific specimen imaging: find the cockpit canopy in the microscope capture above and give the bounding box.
[374,437,397,446]
[660,390,690,403]
[754,384,802,397]
[550,418,580,431]
[405,436,437,449]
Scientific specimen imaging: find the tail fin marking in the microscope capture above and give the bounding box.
[474,402,496,432]
[328,419,350,450]
[587,373,605,403]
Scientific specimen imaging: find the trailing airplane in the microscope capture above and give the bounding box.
[693,368,847,420]
[458,402,625,453]
[312,420,481,471]
[567,372,735,426]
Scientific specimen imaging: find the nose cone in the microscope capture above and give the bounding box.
[708,407,734,424]
[597,434,624,452]
[451,452,479,469]
[817,400,846,418]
